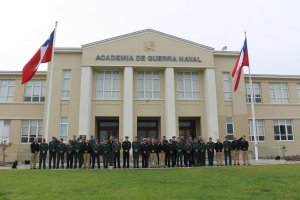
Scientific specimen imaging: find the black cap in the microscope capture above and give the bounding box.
[125,136,129,138]
[209,137,212,139]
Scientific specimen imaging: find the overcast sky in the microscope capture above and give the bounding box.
[1,0,299,75]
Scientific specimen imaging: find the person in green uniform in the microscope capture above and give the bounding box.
[66,140,75,169]
[102,139,110,168]
[39,138,48,169]
[176,138,184,167]
[199,139,206,166]
[48,137,58,169]
[74,138,83,169]
[223,136,232,166]
[112,138,121,168]
[56,138,66,169]
[132,136,141,168]
[207,137,215,166]
[192,138,201,167]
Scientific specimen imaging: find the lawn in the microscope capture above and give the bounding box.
[0,165,299,200]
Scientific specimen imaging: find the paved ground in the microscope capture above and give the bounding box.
[1,159,299,170]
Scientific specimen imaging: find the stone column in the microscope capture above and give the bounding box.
[204,68,219,141]
[123,67,134,141]
[78,66,92,138]
[164,67,176,139]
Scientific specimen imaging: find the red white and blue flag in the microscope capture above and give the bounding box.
[22,29,55,84]
[231,38,249,92]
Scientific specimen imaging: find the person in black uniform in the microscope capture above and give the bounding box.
[112,138,121,168]
[141,138,149,168]
[231,137,241,166]
[82,138,91,169]
[207,137,215,166]
[92,138,101,169]
[56,138,66,169]
[215,139,223,166]
[166,139,176,167]
[66,140,75,169]
[223,136,232,166]
[240,135,250,165]
[122,136,131,168]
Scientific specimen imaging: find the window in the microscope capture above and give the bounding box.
[223,73,232,100]
[0,80,15,103]
[226,117,234,140]
[61,70,71,99]
[296,83,300,102]
[96,71,119,99]
[137,71,160,99]
[273,120,293,141]
[24,80,46,102]
[59,117,68,141]
[269,83,289,104]
[21,120,43,143]
[176,72,199,99]
[0,120,10,142]
[248,119,265,141]
[245,82,262,103]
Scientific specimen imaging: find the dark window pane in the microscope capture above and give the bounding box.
[279,125,286,135]
[288,135,293,140]
[287,126,292,134]
[281,136,286,140]
[21,137,28,143]
[274,126,279,134]
[24,97,31,102]
[40,97,45,102]
[227,124,233,134]
[179,121,191,127]
[32,97,39,102]
[274,136,280,140]
[259,136,264,141]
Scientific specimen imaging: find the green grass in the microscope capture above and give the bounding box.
[0,165,300,200]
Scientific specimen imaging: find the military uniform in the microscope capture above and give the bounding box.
[215,141,223,166]
[102,142,111,168]
[184,141,192,167]
[132,140,141,168]
[166,140,176,167]
[223,139,232,166]
[92,140,101,168]
[231,139,241,165]
[112,141,121,168]
[82,141,91,169]
[56,141,66,169]
[122,139,131,168]
[157,142,166,167]
[48,138,58,169]
[74,141,83,169]
[38,141,48,169]
[240,138,250,165]
[192,140,201,167]
[149,142,158,167]
[176,140,184,167]
[141,141,149,168]
[66,141,75,169]
[199,141,206,166]
[207,140,215,166]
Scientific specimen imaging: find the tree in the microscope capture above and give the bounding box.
[0,139,12,163]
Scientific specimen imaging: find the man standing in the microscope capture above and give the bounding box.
[231,137,241,166]
[38,138,48,169]
[157,139,166,167]
[108,136,114,166]
[48,137,58,169]
[148,139,158,168]
[56,139,66,169]
[112,138,121,168]
[66,140,75,169]
[132,136,141,168]
[176,137,184,167]
[122,136,131,168]
[223,136,232,166]
[88,136,95,167]
[166,139,176,167]
[82,138,91,169]
[199,139,206,166]
[92,138,101,169]
[192,138,201,167]
[141,138,149,168]
[240,135,250,165]
[102,139,110,168]
[207,137,215,166]
[215,139,223,166]
[184,139,192,167]
[74,138,83,169]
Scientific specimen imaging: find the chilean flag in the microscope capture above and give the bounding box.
[21,29,55,84]
[231,38,249,92]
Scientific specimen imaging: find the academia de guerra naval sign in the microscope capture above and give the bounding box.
[95,55,202,63]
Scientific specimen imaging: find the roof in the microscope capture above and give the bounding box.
[244,74,300,80]
[0,71,47,75]
[82,28,215,51]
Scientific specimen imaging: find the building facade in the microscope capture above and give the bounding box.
[0,29,299,161]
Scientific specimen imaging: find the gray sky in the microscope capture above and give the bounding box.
[1,0,299,75]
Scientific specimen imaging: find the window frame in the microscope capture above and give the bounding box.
[0,80,15,103]
[20,120,43,143]
[24,80,46,102]
[222,72,232,100]
[176,72,200,100]
[61,69,71,99]
[225,117,234,140]
[137,71,160,99]
[0,120,10,142]
[245,82,262,103]
[269,83,289,104]
[273,119,294,141]
[96,71,120,99]
[59,117,68,141]
[248,119,265,142]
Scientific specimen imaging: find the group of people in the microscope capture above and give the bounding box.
[30,134,250,169]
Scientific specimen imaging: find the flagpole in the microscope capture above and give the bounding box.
[45,21,58,143]
[245,32,259,161]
